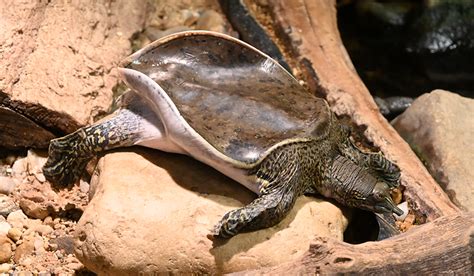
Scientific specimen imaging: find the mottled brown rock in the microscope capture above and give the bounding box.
[75,149,349,274]
[13,235,35,263]
[0,236,13,263]
[392,90,474,211]
[19,199,49,220]
[0,0,150,147]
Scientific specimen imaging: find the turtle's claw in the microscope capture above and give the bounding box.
[208,211,239,240]
[43,134,91,186]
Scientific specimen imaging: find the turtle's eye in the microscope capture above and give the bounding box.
[372,182,389,201]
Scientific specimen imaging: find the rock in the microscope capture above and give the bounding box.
[26,150,48,183]
[196,10,227,34]
[0,194,19,217]
[79,180,90,194]
[11,157,27,177]
[145,26,193,41]
[0,263,12,273]
[0,0,149,148]
[76,150,349,274]
[392,90,474,211]
[14,235,35,263]
[43,216,54,228]
[7,227,22,242]
[0,221,12,236]
[19,199,49,219]
[50,236,75,255]
[0,176,16,195]
[7,210,28,229]
[162,9,200,29]
[18,269,33,275]
[34,237,46,255]
[0,236,13,263]
[66,261,83,271]
[32,224,53,237]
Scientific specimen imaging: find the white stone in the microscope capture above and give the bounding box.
[0,221,11,236]
[0,176,16,195]
[7,210,28,229]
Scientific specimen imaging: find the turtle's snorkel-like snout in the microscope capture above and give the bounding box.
[370,182,404,216]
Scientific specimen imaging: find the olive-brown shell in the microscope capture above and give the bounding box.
[122,31,331,163]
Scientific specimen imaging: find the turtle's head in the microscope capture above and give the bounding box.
[361,181,403,216]
[329,155,403,216]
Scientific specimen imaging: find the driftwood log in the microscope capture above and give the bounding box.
[237,0,471,274]
[240,212,473,274]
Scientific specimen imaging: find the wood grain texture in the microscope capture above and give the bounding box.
[0,106,55,149]
[238,212,474,275]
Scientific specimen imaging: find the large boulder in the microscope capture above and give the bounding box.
[392,90,474,211]
[75,149,349,274]
[0,0,149,148]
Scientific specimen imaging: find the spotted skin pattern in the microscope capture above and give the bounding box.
[209,122,401,238]
[43,109,143,185]
[44,109,401,239]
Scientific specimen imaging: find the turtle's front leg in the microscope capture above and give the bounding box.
[209,164,302,239]
[43,109,142,186]
[340,140,400,187]
[364,152,400,185]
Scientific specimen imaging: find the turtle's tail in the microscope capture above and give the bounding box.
[43,130,93,186]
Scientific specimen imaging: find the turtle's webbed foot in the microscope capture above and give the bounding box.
[208,189,297,240]
[368,153,401,187]
[43,132,92,186]
[209,209,246,239]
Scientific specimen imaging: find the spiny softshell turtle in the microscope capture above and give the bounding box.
[43,31,403,239]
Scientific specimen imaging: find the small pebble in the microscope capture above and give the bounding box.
[79,180,90,194]
[50,236,74,254]
[18,264,33,272]
[0,263,12,273]
[196,10,226,33]
[43,216,54,227]
[34,237,46,255]
[7,227,22,242]
[24,223,53,237]
[26,150,48,183]
[0,194,20,217]
[66,261,83,271]
[35,225,53,236]
[20,199,49,220]
[145,25,191,41]
[0,221,12,236]
[394,201,408,221]
[14,236,35,262]
[11,157,27,177]
[0,176,16,195]
[25,218,42,230]
[0,236,13,263]
[26,150,47,175]
[7,210,28,229]
[54,250,63,259]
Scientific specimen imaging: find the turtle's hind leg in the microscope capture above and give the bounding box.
[210,160,302,239]
[43,109,146,186]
